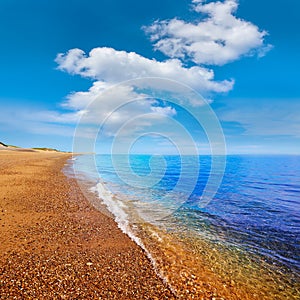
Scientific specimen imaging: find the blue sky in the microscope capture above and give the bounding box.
[0,0,299,154]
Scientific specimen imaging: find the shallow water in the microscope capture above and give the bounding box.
[73,154,300,299]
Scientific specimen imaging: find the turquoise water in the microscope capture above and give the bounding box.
[74,154,300,274]
[73,154,299,298]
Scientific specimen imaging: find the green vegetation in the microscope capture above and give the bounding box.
[32,147,60,152]
[0,141,20,148]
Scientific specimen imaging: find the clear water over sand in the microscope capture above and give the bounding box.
[74,154,300,299]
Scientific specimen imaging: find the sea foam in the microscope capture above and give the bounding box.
[94,181,175,292]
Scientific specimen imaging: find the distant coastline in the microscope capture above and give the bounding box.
[0,141,72,153]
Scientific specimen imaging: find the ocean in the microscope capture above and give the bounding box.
[73,154,300,299]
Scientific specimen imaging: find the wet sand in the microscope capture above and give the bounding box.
[0,150,174,299]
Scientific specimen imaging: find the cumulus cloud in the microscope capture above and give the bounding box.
[54,46,234,138]
[144,0,272,65]
[151,105,176,116]
[56,47,233,93]
[60,81,180,138]
[52,0,272,145]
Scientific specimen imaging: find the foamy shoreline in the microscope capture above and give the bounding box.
[73,153,300,300]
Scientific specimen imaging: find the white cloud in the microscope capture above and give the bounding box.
[56,47,233,92]
[0,106,75,137]
[144,0,272,65]
[151,105,176,116]
[63,82,180,138]
[51,0,273,151]
[54,46,233,139]
[62,81,112,110]
[219,100,300,137]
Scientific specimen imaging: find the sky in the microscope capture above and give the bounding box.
[0,0,299,154]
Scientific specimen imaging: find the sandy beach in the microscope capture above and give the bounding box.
[0,150,174,299]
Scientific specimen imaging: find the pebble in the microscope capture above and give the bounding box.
[0,153,175,299]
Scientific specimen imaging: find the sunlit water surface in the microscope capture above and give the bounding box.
[74,155,300,299]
